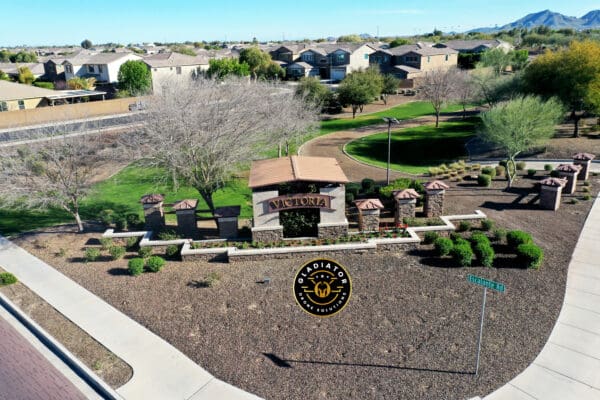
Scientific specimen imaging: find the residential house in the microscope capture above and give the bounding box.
[369,43,458,79]
[0,80,56,111]
[0,62,45,80]
[269,44,310,64]
[43,58,66,82]
[143,52,209,94]
[62,52,142,85]
[435,39,513,53]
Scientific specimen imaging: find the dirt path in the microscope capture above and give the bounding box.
[300,113,467,182]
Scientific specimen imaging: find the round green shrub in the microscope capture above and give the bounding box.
[507,230,533,249]
[85,247,100,262]
[544,164,553,171]
[457,221,471,232]
[550,170,560,178]
[346,182,360,197]
[125,236,139,249]
[470,232,490,245]
[146,256,166,272]
[423,231,439,244]
[473,241,495,268]
[452,242,474,267]
[109,245,126,260]
[477,174,491,187]
[138,246,153,258]
[481,166,496,178]
[99,237,113,250]
[98,209,115,227]
[516,161,526,171]
[527,169,536,177]
[126,213,143,229]
[165,244,180,258]
[361,178,375,192]
[128,258,145,276]
[434,237,453,256]
[480,219,494,231]
[345,192,355,204]
[583,194,592,201]
[450,232,464,243]
[114,217,127,231]
[0,272,18,286]
[517,244,544,269]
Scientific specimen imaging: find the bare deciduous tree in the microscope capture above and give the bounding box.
[454,70,476,119]
[418,67,459,127]
[127,78,319,212]
[0,126,120,232]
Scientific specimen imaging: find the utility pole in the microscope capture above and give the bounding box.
[382,117,399,185]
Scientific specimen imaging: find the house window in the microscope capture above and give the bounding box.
[18,100,25,110]
[87,65,94,73]
[337,53,345,61]
[98,65,104,73]
[405,56,418,63]
[302,53,314,62]
[65,64,73,74]
[0,101,7,112]
[176,66,182,75]
[427,56,431,63]
[364,53,369,59]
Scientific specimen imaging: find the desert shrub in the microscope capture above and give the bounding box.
[569,198,579,204]
[583,194,592,201]
[516,161,526,171]
[165,244,180,258]
[204,272,220,287]
[481,166,496,178]
[507,230,533,249]
[428,167,441,176]
[33,81,54,89]
[126,213,143,229]
[480,219,494,231]
[477,174,491,187]
[85,247,100,262]
[544,164,553,171]
[345,192,355,203]
[403,217,424,227]
[495,165,505,177]
[583,181,590,187]
[98,209,115,226]
[450,232,464,243]
[158,230,180,240]
[470,163,481,171]
[474,241,495,267]
[240,241,250,249]
[452,242,474,267]
[109,245,125,260]
[583,186,591,193]
[55,248,67,257]
[434,237,453,256]
[0,272,18,286]
[457,221,471,232]
[99,237,113,250]
[361,178,375,192]
[114,217,127,231]
[128,258,144,276]
[138,246,152,258]
[527,169,536,177]
[517,244,544,269]
[346,182,360,197]
[146,256,166,272]
[125,236,139,249]
[550,170,560,178]
[423,231,439,244]
[470,232,489,245]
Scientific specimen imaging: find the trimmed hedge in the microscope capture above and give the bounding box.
[544,164,553,171]
[517,244,544,269]
[480,219,494,231]
[507,230,533,249]
[109,245,125,260]
[493,228,507,243]
[0,272,18,286]
[457,221,471,232]
[434,237,453,256]
[361,178,375,192]
[146,256,165,272]
[85,247,100,262]
[423,231,439,244]
[138,246,152,258]
[471,233,494,267]
[481,166,496,178]
[128,258,145,276]
[527,169,536,177]
[477,174,491,187]
[452,241,474,267]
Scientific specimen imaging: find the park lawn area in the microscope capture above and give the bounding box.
[345,120,477,174]
[0,164,253,236]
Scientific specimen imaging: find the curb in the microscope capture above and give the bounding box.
[0,293,124,400]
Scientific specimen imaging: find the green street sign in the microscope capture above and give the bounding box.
[467,274,505,293]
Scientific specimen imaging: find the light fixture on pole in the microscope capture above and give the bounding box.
[382,117,399,185]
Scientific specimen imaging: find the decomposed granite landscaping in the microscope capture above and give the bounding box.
[9,173,598,400]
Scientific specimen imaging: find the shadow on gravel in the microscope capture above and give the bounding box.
[107,267,129,276]
[262,353,472,375]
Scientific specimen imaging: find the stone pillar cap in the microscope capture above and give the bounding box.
[424,180,449,191]
[540,177,567,187]
[556,164,582,173]
[140,193,165,204]
[573,152,596,161]
[214,205,241,218]
[354,198,385,210]
[393,188,420,200]
[172,199,198,211]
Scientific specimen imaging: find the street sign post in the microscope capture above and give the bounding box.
[467,274,505,376]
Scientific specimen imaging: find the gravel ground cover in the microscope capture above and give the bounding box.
[10,173,599,400]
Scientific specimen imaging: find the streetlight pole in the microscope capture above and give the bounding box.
[382,117,399,185]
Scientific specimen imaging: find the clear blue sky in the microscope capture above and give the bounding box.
[1,0,598,47]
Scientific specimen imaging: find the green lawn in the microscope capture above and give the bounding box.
[0,165,253,236]
[345,120,477,174]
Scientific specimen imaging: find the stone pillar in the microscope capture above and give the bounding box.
[539,178,567,211]
[251,188,283,242]
[573,153,596,181]
[556,164,582,194]
[173,199,198,239]
[423,181,449,218]
[214,206,241,239]
[393,189,419,225]
[140,194,165,232]
[318,184,348,239]
[355,199,384,232]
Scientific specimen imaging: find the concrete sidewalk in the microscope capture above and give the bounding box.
[483,193,600,400]
[0,235,261,400]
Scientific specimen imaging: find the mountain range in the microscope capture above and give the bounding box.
[469,9,600,33]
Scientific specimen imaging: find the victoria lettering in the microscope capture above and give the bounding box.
[267,194,332,213]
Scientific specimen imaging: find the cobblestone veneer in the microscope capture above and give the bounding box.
[395,200,416,224]
[318,224,348,239]
[358,212,380,232]
[251,227,283,243]
[424,191,444,217]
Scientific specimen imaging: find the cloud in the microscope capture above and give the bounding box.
[359,9,425,15]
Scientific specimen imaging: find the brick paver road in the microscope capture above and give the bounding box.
[0,314,87,400]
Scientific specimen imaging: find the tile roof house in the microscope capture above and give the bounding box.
[0,80,56,111]
[435,39,513,53]
[62,52,143,84]
[0,62,45,80]
[143,52,209,94]
[369,43,458,79]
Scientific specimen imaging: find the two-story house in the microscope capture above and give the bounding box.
[370,43,458,79]
[143,52,209,94]
[62,52,142,85]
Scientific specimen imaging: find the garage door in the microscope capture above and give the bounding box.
[331,69,346,82]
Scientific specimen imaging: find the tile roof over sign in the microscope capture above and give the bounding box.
[249,156,349,188]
